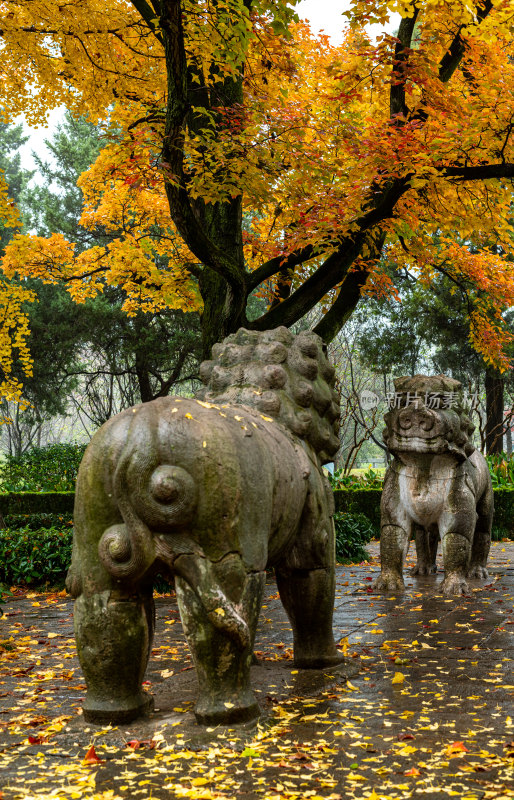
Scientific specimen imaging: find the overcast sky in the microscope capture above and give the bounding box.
[17,1,364,173]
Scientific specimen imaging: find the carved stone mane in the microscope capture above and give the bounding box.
[197,327,341,464]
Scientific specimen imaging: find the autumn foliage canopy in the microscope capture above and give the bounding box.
[1,0,514,403]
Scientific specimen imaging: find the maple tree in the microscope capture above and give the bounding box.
[0,125,33,415]
[1,0,514,373]
[0,171,32,413]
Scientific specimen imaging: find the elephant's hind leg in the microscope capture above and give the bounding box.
[275,484,342,670]
[275,563,342,669]
[174,554,265,725]
[67,509,155,724]
[73,586,155,724]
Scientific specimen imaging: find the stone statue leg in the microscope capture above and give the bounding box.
[72,584,155,724]
[468,490,493,580]
[275,504,342,669]
[373,524,410,591]
[66,495,155,724]
[439,479,480,595]
[438,507,474,596]
[411,525,439,575]
[275,564,342,669]
[373,470,410,592]
[174,553,265,724]
[373,519,411,592]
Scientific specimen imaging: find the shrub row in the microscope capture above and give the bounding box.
[333,488,514,540]
[0,443,86,493]
[0,488,511,589]
[0,493,75,517]
[333,512,375,562]
[0,527,73,587]
[1,486,511,537]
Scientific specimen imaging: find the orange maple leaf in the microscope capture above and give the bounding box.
[83,744,103,764]
[446,741,468,755]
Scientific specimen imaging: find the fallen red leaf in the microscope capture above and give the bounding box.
[405,767,421,776]
[398,733,415,741]
[127,739,140,750]
[83,745,103,764]
[28,735,46,745]
[126,739,156,750]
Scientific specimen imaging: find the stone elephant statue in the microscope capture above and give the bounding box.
[66,328,344,725]
[373,375,493,597]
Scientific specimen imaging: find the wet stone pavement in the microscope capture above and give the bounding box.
[0,540,513,800]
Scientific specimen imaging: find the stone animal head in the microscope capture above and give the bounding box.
[383,375,475,461]
[198,327,340,464]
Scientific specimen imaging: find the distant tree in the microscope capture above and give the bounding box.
[355,263,514,453]
[13,113,202,446]
[23,114,104,248]
[0,122,32,254]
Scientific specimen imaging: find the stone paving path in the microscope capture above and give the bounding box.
[0,540,513,799]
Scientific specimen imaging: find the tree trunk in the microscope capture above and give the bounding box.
[485,368,504,454]
[199,270,246,360]
[134,315,153,403]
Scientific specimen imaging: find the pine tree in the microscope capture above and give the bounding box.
[21,114,202,426]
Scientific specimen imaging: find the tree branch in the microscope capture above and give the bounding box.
[159,0,246,295]
[438,0,493,83]
[441,163,514,181]
[247,245,316,292]
[250,175,408,331]
[390,7,419,118]
[129,0,164,44]
[314,231,387,343]
[152,345,189,397]
[251,233,367,331]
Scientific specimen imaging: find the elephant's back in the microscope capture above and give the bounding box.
[87,397,308,570]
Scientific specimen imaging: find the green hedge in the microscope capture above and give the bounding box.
[333,488,514,540]
[0,488,510,537]
[334,489,382,531]
[0,443,85,492]
[490,488,514,539]
[0,527,73,587]
[0,488,511,588]
[0,492,75,517]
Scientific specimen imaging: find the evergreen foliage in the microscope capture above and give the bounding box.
[0,442,86,492]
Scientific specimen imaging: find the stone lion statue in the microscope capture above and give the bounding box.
[373,375,493,597]
[67,327,343,725]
